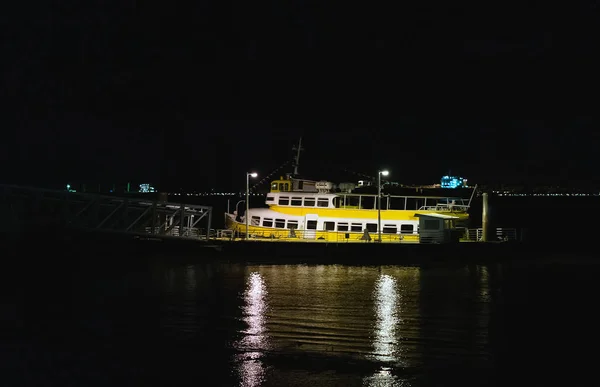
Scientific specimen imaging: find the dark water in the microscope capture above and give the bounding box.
[4,254,600,386]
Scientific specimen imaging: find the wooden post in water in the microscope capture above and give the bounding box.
[482,192,489,242]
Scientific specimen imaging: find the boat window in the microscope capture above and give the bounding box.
[278,196,289,205]
[400,224,414,234]
[324,221,335,231]
[298,181,304,190]
[291,197,302,206]
[275,219,286,228]
[347,196,360,208]
[304,198,315,207]
[317,198,329,207]
[307,220,317,230]
[337,223,349,232]
[366,223,377,232]
[251,216,260,226]
[361,196,376,210]
[382,225,397,234]
[271,183,278,190]
[266,195,275,202]
[287,220,299,229]
[263,218,273,227]
[333,197,340,208]
[350,223,362,232]
[278,183,290,191]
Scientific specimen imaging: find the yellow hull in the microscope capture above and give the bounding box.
[225,215,420,243]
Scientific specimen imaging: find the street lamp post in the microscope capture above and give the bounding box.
[377,170,389,242]
[246,172,258,240]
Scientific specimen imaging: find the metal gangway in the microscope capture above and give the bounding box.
[0,185,213,240]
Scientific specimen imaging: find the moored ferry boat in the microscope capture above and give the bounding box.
[224,141,474,243]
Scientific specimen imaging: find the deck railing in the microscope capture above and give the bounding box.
[212,228,419,243]
[418,204,470,212]
[141,226,522,243]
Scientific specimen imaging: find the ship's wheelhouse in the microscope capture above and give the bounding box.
[269,177,321,193]
[270,179,291,193]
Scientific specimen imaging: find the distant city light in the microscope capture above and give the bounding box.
[139,184,156,193]
[441,175,467,189]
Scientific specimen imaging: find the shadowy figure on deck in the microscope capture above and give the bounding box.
[361,229,372,242]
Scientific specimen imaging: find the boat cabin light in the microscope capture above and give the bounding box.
[270,179,291,193]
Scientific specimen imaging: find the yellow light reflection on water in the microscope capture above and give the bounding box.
[238,271,269,387]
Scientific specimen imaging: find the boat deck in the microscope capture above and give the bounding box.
[213,227,519,243]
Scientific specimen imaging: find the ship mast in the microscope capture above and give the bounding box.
[292,137,303,176]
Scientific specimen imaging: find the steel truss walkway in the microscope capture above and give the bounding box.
[0,185,213,239]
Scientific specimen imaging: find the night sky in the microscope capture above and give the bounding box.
[2,2,598,191]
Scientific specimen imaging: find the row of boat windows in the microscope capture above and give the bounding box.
[267,195,330,207]
[251,216,416,234]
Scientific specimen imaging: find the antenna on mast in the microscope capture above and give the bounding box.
[292,137,303,176]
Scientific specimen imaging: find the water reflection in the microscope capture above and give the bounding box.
[160,265,201,338]
[184,265,196,293]
[253,265,375,354]
[165,267,175,295]
[236,271,269,387]
[363,367,411,387]
[478,265,490,299]
[372,274,399,363]
[15,251,598,386]
[475,265,491,359]
[241,272,269,348]
[364,268,421,387]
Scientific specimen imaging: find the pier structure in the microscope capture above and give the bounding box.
[1,184,562,266]
[0,184,213,240]
[0,184,524,248]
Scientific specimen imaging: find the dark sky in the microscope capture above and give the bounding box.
[2,2,598,191]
